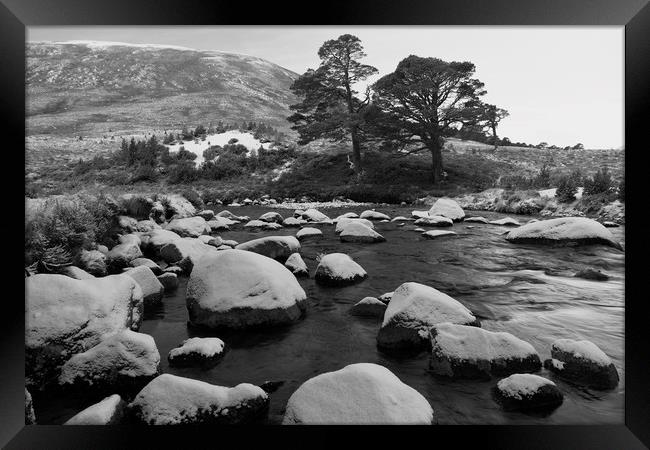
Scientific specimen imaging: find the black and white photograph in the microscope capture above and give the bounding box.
[21,23,629,427]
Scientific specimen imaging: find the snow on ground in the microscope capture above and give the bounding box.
[165,131,272,166]
[538,187,584,199]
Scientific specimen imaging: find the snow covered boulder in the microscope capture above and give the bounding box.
[391,216,413,222]
[118,233,142,247]
[206,217,233,231]
[161,194,197,218]
[494,374,563,411]
[244,219,283,230]
[428,198,465,222]
[489,217,521,226]
[168,337,226,367]
[79,249,107,276]
[377,282,479,350]
[157,272,178,292]
[360,210,391,221]
[414,216,454,227]
[160,237,219,273]
[351,297,386,317]
[58,330,160,392]
[130,257,162,275]
[141,229,182,256]
[186,250,307,329]
[26,274,143,390]
[64,394,126,425]
[339,222,386,243]
[198,235,223,247]
[378,292,393,304]
[282,363,433,424]
[123,266,165,307]
[505,217,623,250]
[543,339,619,389]
[333,212,359,221]
[106,242,143,272]
[117,216,138,233]
[296,227,323,241]
[25,389,36,424]
[429,323,541,379]
[164,217,210,238]
[285,253,309,278]
[574,268,609,281]
[259,211,284,223]
[335,218,374,233]
[59,266,95,280]
[315,253,368,286]
[301,208,333,224]
[216,210,247,221]
[282,217,307,227]
[465,216,489,224]
[235,236,300,262]
[197,210,215,221]
[422,230,456,239]
[128,374,269,424]
[412,210,430,219]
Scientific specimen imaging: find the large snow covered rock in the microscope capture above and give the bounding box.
[206,216,234,230]
[314,253,367,286]
[58,330,160,392]
[168,337,226,367]
[282,217,307,227]
[282,363,433,424]
[350,297,386,317]
[59,266,95,280]
[159,237,219,273]
[123,266,164,307]
[197,210,215,221]
[490,217,521,226]
[494,374,563,411]
[505,217,622,250]
[141,229,182,256]
[414,216,454,227]
[333,212,359,221]
[128,374,269,424]
[164,216,210,238]
[465,216,489,224]
[259,211,284,223]
[359,210,391,221]
[26,274,144,390]
[64,394,126,425]
[422,230,456,240]
[106,242,143,272]
[79,249,107,276]
[301,208,333,223]
[235,236,300,262]
[335,218,374,234]
[339,222,386,243]
[377,282,479,350]
[296,227,323,241]
[161,194,197,218]
[543,339,619,389]
[285,253,309,277]
[216,210,247,221]
[429,323,541,379]
[157,272,179,292]
[243,220,283,230]
[129,257,162,275]
[428,198,465,222]
[186,250,307,329]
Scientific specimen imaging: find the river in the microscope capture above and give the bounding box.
[37,205,626,425]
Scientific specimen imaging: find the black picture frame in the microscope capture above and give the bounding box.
[3,0,648,448]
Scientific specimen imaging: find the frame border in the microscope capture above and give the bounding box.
[3,0,648,448]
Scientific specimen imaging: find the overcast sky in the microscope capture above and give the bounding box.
[28,26,623,149]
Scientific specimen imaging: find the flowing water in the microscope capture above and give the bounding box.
[36,206,625,425]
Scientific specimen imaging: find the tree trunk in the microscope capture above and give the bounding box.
[350,127,362,173]
[492,124,498,151]
[429,141,444,184]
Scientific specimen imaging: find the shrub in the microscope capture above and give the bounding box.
[130,165,158,183]
[584,167,612,196]
[181,189,205,210]
[618,177,625,202]
[168,161,199,183]
[555,170,582,203]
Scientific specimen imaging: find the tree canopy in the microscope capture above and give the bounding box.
[369,55,487,183]
[288,34,377,173]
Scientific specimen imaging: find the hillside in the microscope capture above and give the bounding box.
[26,41,299,171]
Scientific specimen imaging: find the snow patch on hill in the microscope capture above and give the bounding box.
[166,130,272,166]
